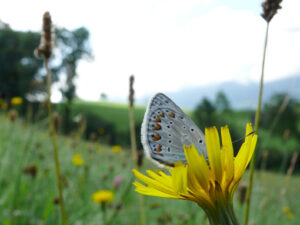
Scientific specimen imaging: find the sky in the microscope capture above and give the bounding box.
[1,0,300,102]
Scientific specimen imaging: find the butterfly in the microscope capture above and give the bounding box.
[141,93,207,167]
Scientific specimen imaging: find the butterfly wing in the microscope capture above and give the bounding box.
[141,93,207,167]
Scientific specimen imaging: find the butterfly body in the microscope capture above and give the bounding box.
[141,93,207,167]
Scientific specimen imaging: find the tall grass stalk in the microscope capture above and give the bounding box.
[244,22,269,225]
[128,75,146,225]
[45,59,67,225]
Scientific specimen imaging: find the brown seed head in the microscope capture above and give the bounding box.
[129,75,134,107]
[261,0,282,22]
[137,150,144,167]
[35,11,54,59]
[9,109,18,122]
[53,197,60,205]
[23,165,38,178]
[237,181,248,204]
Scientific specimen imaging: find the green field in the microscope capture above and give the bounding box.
[67,100,147,132]
[0,111,299,225]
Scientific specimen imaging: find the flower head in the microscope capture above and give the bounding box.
[112,145,122,153]
[261,0,282,22]
[92,190,114,204]
[113,176,123,188]
[11,97,23,106]
[72,153,84,166]
[283,206,293,219]
[35,11,54,59]
[133,124,257,223]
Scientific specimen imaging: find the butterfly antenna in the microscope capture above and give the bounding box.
[232,130,256,144]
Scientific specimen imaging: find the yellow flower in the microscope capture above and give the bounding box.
[283,206,293,219]
[11,97,23,106]
[72,153,84,166]
[112,145,122,153]
[133,124,257,225]
[92,190,114,204]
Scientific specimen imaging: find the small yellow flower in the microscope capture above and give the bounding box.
[92,190,114,204]
[72,153,84,166]
[283,206,293,219]
[112,145,122,153]
[11,97,23,106]
[133,124,257,224]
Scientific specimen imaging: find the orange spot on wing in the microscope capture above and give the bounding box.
[153,124,161,131]
[155,144,162,152]
[152,133,161,141]
[160,113,165,117]
[155,116,161,122]
[169,112,175,118]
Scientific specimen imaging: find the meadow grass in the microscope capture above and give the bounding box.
[0,113,299,225]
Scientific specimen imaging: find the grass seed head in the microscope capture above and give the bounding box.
[237,181,248,204]
[129,75,135,107]
[35,11,54,59]
[8,109,18,122]
[261,0,282,22]
[23,165,38,178]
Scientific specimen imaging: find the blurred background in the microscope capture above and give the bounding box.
[0,0,299,224]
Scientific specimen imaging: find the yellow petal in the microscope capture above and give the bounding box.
[146,170,173,189]
[132,169,175,195]
[220,126,234,187]
[245,123,253,143]
[205,127,222,182]
[170,164,188,194]
[184,145,210,191]
[234,124,258,180]
[133,181,180,198]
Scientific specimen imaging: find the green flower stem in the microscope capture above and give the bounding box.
[101,203,107,225]
[107,176,134,225]
[45,59,67,225]
[205,201,240,225]
[244,22,270,225]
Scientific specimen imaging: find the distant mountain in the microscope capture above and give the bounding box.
[137,75,300,110]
